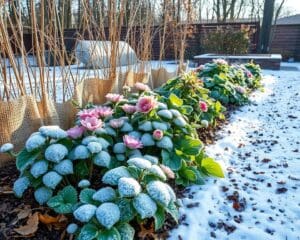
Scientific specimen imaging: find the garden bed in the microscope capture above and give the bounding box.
[194,53,282,70]
[0,59,263,240]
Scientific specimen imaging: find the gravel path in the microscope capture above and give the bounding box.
[169,69,300,240]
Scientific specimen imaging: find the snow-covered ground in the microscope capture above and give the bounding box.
[169,68,300,240]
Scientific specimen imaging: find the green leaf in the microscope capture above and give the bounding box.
[182,169,196,181]
[166,202,179,223]
[57,138,74,151]
[75,161,89,178]
[78,223,99,240]
[80,188,99,205]
[60,185,78,204]
[116,199,136,223]
[116,223,135,240]
[201,157,224,178]
[127,166,141,179]
[154,206,165,231]
[16,149,40,172]
[47,185,78,214]
[97,227,121,240]
[169,93,183,107]
[181,105,193,115]
[161,150,182,171]
[176,137,203,156]
[47,195,63,208]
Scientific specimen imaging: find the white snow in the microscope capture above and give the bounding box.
[169,68,300,240]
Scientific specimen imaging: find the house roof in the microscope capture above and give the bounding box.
[276,14,300,25]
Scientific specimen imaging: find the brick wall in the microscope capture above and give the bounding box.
[271,24,300,60]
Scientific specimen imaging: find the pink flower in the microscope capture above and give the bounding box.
[77,109,98,120]
[135,82,150,92]
[213,58,227,65]
[67,126,85,139]
[81,117,103,131]
[235,86,246,94]
[196,64,205,71]
[94,106,114,118]
[246,71,253,78]
[122,104,137,114]
[159,165,175,179]
[153,129,163,140]
[105,93,124,103]
[199,101,208,112]
[109,118,124,128]
[136,96,157,113]
[123,135,143,149]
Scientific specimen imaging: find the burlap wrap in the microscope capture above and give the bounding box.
[0,67,169,167]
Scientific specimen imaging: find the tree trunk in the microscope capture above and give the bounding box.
[259,0,275,53]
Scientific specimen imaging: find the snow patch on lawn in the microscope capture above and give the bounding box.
[169,70,300,240]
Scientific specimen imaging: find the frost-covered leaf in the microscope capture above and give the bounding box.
[13,176,30,198]
[93,187,116,203]
[146,181,171,207]
[66,223,78,234]
[73,145,91,160]
[45,144,68,163]
[93,151,111,168]
[156,136,173,150]
[117,223,135,240]
[152,121,169,131]
[113,143,126,154]
[25,133,46,152]
[30,160,48,178]
[138,121,152,132]
[141,133,155,147]
[102,167,131,186]
[78,179,91,188]
[34,187,53,205]
[54,159,73,175]
[143,155,158,164]
[74,204,97,223]
[42,171,62,189]
[39,125,67,139]
[157,109,173,119]
[87,142,103,154]
[133,193,157,219]
[127,157,152,170]
[118,177,141,198]
[148,165,166,181]
[96,203,120,229]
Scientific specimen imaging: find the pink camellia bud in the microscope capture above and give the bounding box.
[122,104,137,114]
[105,93,124,103]
[123,135,143,149]
[135,82,150,92]
[199,101,208,112]
[136,96,157,113]
[109,118,124,129]
[159,164,175,179]
[94,106,114,118]
[80,117,103,131]
[153,129,163,140]
[67,126,85,139]
[77,108,98,120]
[246,71,253,78]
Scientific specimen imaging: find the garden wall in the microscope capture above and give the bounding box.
[270,24,300,60]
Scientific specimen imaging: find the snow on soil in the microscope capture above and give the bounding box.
[169,69,300,240]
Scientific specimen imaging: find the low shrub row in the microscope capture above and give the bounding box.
[0,59,262,240]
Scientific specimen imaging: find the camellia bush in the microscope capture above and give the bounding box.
[156,71,225,127]
[1,82,225,240]
[196,59,262,105]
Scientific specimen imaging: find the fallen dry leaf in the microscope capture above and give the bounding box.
[39,213,68,230]
[14,212,39,236]
[17,208,32,221]
[138,222,157,239]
